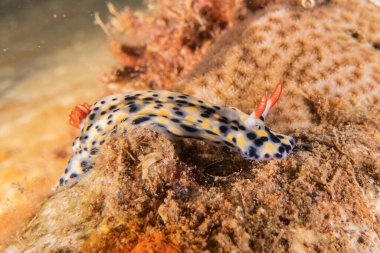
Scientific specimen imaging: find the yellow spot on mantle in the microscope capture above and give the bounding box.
[226,134,233,142]
[156,117,169,124]
[256,130,268,137]
[156,109,170,117]
[212,127,221,135]
[169,127,182,135]
[114,114,127,123]
[236,134,245,148]
[201,120,210,129]
[264,142,276,154]
[138,109,154,115]
[185,116,196,122]
[186,107,198,112]
[201,133,217,141]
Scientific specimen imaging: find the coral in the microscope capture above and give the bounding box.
[103,0,380,132]
[174,0,380,133]
[101,0,249,91]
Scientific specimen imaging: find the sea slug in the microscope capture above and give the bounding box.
[60,82,295,185]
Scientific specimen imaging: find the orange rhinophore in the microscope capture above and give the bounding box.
[255,93,268,119]
[254,82,283,119]
[268,82,283,110]
[69,103,91,128]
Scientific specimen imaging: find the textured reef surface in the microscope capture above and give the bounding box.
[5,0,380,252]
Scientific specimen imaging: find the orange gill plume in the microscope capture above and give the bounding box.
[69,103,92,128]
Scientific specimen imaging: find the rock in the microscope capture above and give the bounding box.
[7,121,380,252]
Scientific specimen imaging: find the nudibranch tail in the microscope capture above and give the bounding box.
[69,103,91,128]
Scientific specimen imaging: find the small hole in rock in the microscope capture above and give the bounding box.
[348,30,363,41]
[279,216,290,225]
[373,42,380,50]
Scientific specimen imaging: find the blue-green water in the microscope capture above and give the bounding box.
[0,0,141,95]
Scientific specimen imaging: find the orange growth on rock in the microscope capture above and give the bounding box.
[131,233,181,253]
[69,103,91,128]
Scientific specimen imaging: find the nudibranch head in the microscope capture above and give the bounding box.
[241,82,295,160]
[240,124,295,160]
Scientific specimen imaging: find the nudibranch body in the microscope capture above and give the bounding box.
[61,83,295,185]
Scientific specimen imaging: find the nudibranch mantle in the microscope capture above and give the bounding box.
[60,83,295,185]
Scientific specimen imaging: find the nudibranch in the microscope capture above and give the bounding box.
[60,82,295,185]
